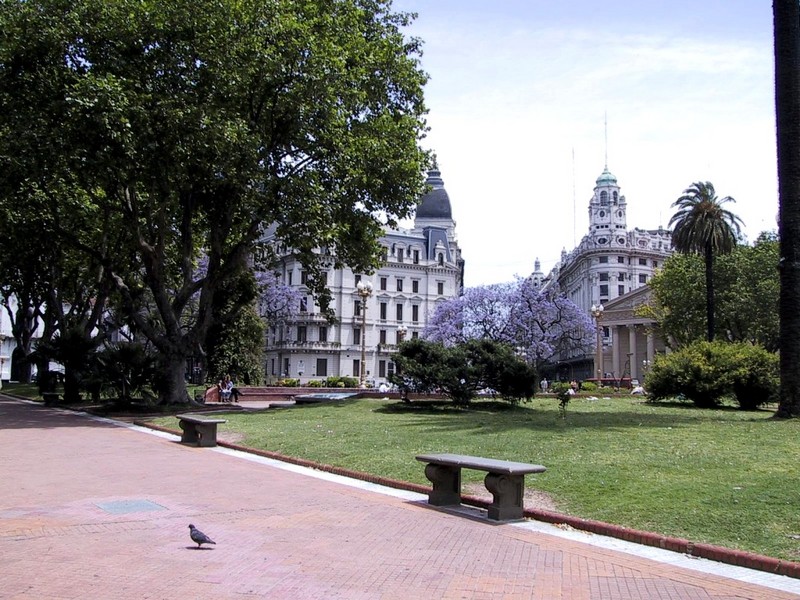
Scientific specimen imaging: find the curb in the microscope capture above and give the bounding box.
[135,420,800,580]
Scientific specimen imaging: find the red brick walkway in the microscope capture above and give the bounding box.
[1,395,798,599]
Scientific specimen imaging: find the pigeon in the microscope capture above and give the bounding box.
[188,524,216,548]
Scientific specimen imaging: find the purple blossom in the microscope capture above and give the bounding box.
[425,278,594,369]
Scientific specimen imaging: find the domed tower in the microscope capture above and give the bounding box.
[589,166,627,245]
[414,166,455,235]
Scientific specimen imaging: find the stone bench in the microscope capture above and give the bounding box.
[415,453,546,521]
[176,414,227,447]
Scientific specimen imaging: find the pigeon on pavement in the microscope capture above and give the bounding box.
[188,524,216,548]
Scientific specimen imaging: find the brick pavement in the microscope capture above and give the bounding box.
[1,395,798,600]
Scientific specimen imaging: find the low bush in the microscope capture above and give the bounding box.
[579,381,598,392]
[645,341,777,409]
[277,378,300,387]
[306,379,324,388]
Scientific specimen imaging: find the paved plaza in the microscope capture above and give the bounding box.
[1,394,799,599]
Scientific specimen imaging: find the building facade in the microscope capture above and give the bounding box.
[264,168,464,385]
[541,165,672,382]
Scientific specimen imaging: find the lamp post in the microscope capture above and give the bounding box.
[356,280,373,387]
[590,303,604,383]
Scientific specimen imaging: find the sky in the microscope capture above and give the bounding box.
[391,1,778,287]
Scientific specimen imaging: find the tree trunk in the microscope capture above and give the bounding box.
[157,351,194,405]
[704,244,715,342]
[775,0,800,418]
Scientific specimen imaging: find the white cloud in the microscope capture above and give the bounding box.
[396,2,777,286]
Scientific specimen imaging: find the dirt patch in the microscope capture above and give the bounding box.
[462,482,559,512]
[218,431,246,444]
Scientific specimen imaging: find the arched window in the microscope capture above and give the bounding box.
[438,253,444,266]
[600,191,608,205]
[613,191,618,203]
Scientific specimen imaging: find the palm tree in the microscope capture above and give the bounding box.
[774,0,800,418]
[669,182,743,342]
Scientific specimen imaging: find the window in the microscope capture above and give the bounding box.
[283,358,289,377]
[316,358,328,377]
[437,282,444,295]
[412,280,419,293]
[296,326,307,343]
[618,272,625,281]
[639,274,647,284]
[599,256,608,264]
[638,258,647,266]
[380,277,387,291]
[600,190,608,205]
[653,261,659,268]
[413,249,420,264]
[599,284,608,296]
[412,305,419,322]
[379,360,386,378]
[388,361,395,378]
[300,297,308,312]
[397,248,404,263]
[354,327,361,345]
[300,271,308,284]
[354,300,362,316]
[618,285,625,296]
[271,358,275,376]
[319,326,327,342]
[379,329,387,345]
[354,273,361,285]
[438,253,444,266]
[380,247,388,261]
[380,302,387,320]
[617,256,625,264]
[396,304,403,321]
[353,359,360,378]
[412,331,419,340]
[287,271,293,285]
[396,278,403,292]
[599,273,609,282]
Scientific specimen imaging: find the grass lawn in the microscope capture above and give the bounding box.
[152,396,798,561]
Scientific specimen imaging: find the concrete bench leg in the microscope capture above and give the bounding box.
[179,421,200,445]
[424,464,462,506]
[484,473,525,521]
[179,421,219,447]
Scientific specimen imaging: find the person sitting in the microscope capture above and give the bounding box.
[219,375,234,402]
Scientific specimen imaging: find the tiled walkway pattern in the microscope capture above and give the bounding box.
[1,396,798,599]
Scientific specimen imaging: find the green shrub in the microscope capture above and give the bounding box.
[645,341,777,409]
[306,379,324,388]
[277,378,300,387]
[580,381,598,392]
[324,377,341,387]
[550,381,571,395]
[340,376,359,388]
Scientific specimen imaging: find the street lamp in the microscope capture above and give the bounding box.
[590,303,604,383]
[356,280,374,387]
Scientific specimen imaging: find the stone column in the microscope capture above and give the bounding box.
[628,325,638,381]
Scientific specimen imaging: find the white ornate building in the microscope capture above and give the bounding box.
[263,167,464,385]
[540,165,673,382]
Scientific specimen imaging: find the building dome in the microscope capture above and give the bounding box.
[416,168,452,219]
[595,167,617,186]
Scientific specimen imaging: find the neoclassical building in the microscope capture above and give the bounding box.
[263,167,465,385]
[540,165,672,382]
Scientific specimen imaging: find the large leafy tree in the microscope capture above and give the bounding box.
[668,182,744,342]
[0,0,429,403]
[646,233,779,351]
[424,279,594,375]
[774,0,800,418]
